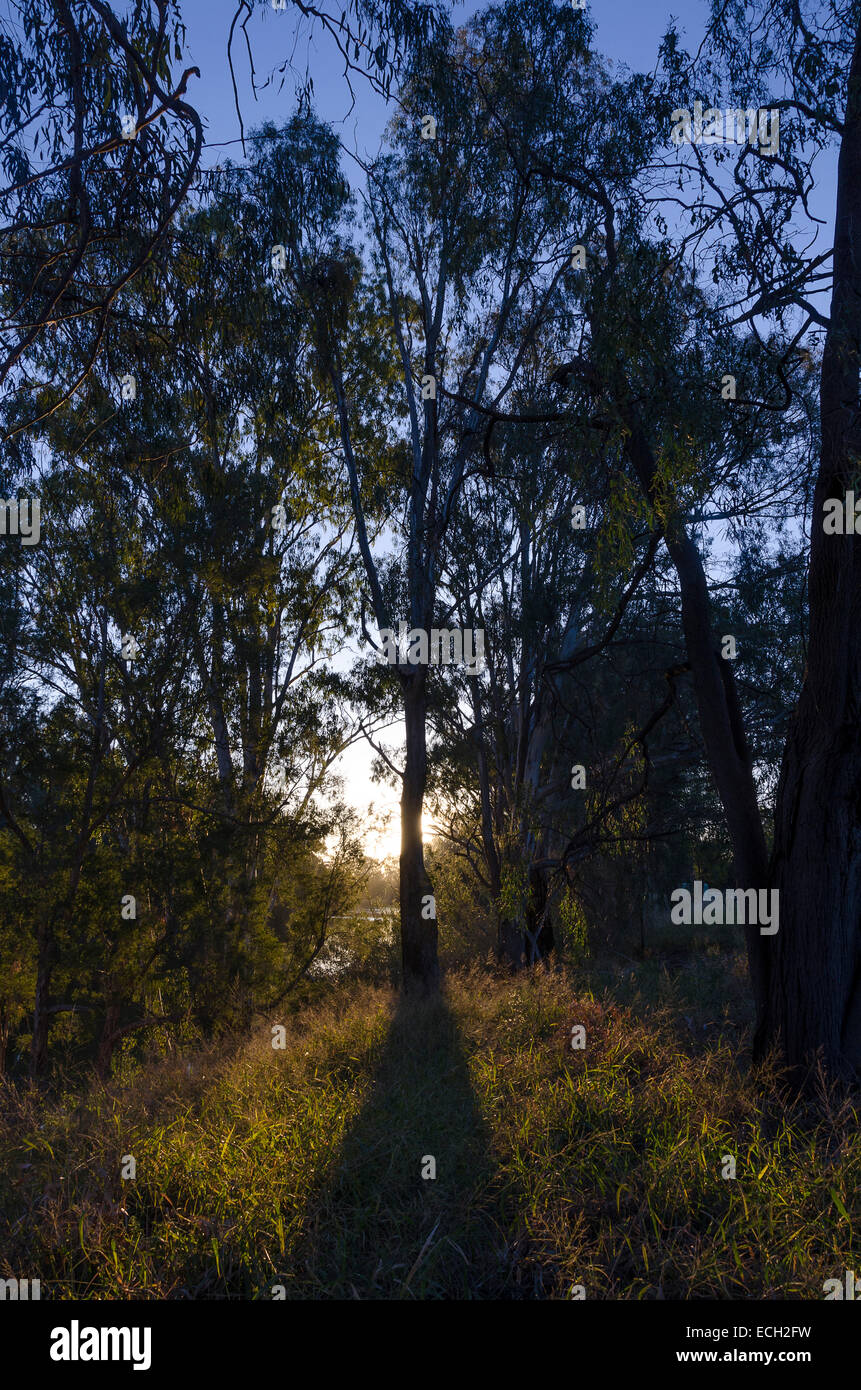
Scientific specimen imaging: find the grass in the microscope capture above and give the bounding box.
[1,947,859,1299]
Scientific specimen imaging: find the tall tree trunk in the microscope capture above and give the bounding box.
[765,19,861,1084]
[400,672,439,992]
[193,626,236,819]
[623,420,770,1033]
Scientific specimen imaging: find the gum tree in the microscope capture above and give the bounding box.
[456,0,816,1047]
[244,6,588,988]
[0,0,203,441]
[688,0,861,1082]
[520,0,855,1082]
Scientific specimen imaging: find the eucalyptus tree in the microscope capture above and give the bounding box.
[621,0,861,1082]
[430,407,751,969]
[74,168,370,1038]
[424,337,664,966]
[454,0,817,1062]
[0,144,371,1070]
[231,7,595,990]
[0,0,203,441]
[3,406,202,1075]
[332,22,597,989]
[153,183,361,848]
[226,0,444,132]
[552,237,815,1033]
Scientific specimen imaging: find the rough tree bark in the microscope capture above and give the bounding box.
[765,19,861,1084]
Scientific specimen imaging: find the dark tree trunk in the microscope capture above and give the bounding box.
[499,918,526,969]
[765,19,861,1084]
[400,673,439,992]
[470,685,503,901]
[526,862,554,963]
[624,421,770,1031]
[30,923,52,1080]
[96,999,122,1080]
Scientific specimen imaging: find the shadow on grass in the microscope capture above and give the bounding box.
[290,987,505,1299]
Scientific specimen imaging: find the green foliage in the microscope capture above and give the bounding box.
[558,888,590,962]
[497,861,529,925]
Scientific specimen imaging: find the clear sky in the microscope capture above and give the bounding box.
[174,0,835,859]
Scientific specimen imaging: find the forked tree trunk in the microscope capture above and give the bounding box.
[764,19,861,1084]
[400,672,439,992]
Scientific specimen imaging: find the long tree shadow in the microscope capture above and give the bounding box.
[293,986,504,1299]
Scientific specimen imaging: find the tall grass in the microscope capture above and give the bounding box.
[1,952,858,1299]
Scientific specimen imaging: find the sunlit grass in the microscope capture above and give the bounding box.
[1,957,858,1299]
